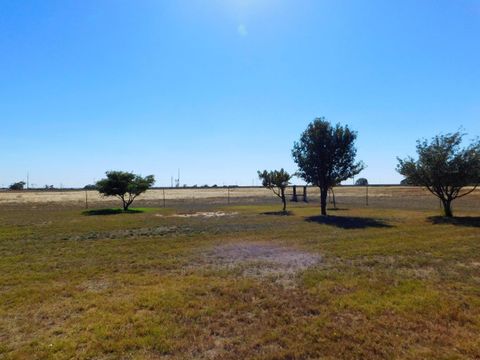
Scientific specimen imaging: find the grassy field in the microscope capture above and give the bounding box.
[1,189,479,359]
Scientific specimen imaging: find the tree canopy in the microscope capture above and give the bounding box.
[397,132,480,217]
[257,169,292,212]
[355,178,369,186]
[9,181,26,190]
[96,171,155,211]
[292,118,364,215]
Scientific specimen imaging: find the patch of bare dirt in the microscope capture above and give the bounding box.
[196,243,321,287]
[78,279,112,293]
[157,211,238,218]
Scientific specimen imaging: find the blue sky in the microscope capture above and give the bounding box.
[1,0,479,187]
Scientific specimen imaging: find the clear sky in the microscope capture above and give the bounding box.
[1,0,479,188]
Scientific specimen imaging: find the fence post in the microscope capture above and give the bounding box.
[366,185,369,206]
[292,185,298,202]
[303,186,308,202]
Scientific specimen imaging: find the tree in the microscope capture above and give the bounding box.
[9,181,26,190]
[257,169,292,212]
[292,118,364,216]
[397,132,480,217]
[355,178,368,186]
[96,171,155,211]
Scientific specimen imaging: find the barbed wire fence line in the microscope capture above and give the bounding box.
[0,186,478,212]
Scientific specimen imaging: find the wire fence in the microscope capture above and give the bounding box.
[1,186,479,212]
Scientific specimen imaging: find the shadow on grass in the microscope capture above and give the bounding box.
[261,211,293,216]
[83,208,144,216]
[306,215,392,229]
[327,207,349,212]
[428,216,480,228]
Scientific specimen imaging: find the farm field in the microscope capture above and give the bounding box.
[1,187,480,359]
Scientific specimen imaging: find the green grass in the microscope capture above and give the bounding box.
[1,201,479,359]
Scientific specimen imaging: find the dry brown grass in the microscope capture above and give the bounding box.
[1,186,478,208]
[1,188,480,359]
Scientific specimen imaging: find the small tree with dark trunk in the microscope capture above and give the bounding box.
[257,169,292,212]
[96,171,155,211]
[397,132,480,217]
[292,118,364,216]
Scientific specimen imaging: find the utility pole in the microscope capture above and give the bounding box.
[175,169,180,188]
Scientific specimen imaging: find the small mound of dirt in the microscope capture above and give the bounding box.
[199,243,321,286]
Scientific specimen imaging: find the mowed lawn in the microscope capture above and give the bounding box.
[1,200,480,359]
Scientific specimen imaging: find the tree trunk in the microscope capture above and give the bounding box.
[332,188,336,209]
[320,187,328,216]
[442,199,453,217]
[281,188,286,212]
[122,198,130,211]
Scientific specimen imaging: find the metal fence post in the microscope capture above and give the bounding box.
[366,184,369,206]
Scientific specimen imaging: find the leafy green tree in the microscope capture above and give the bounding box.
[355,178,368,186]
[397,132,480,217]
[257,169,292,212]
[292,118,364,216]
[9,181,26,190]
[96,171,155,211]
